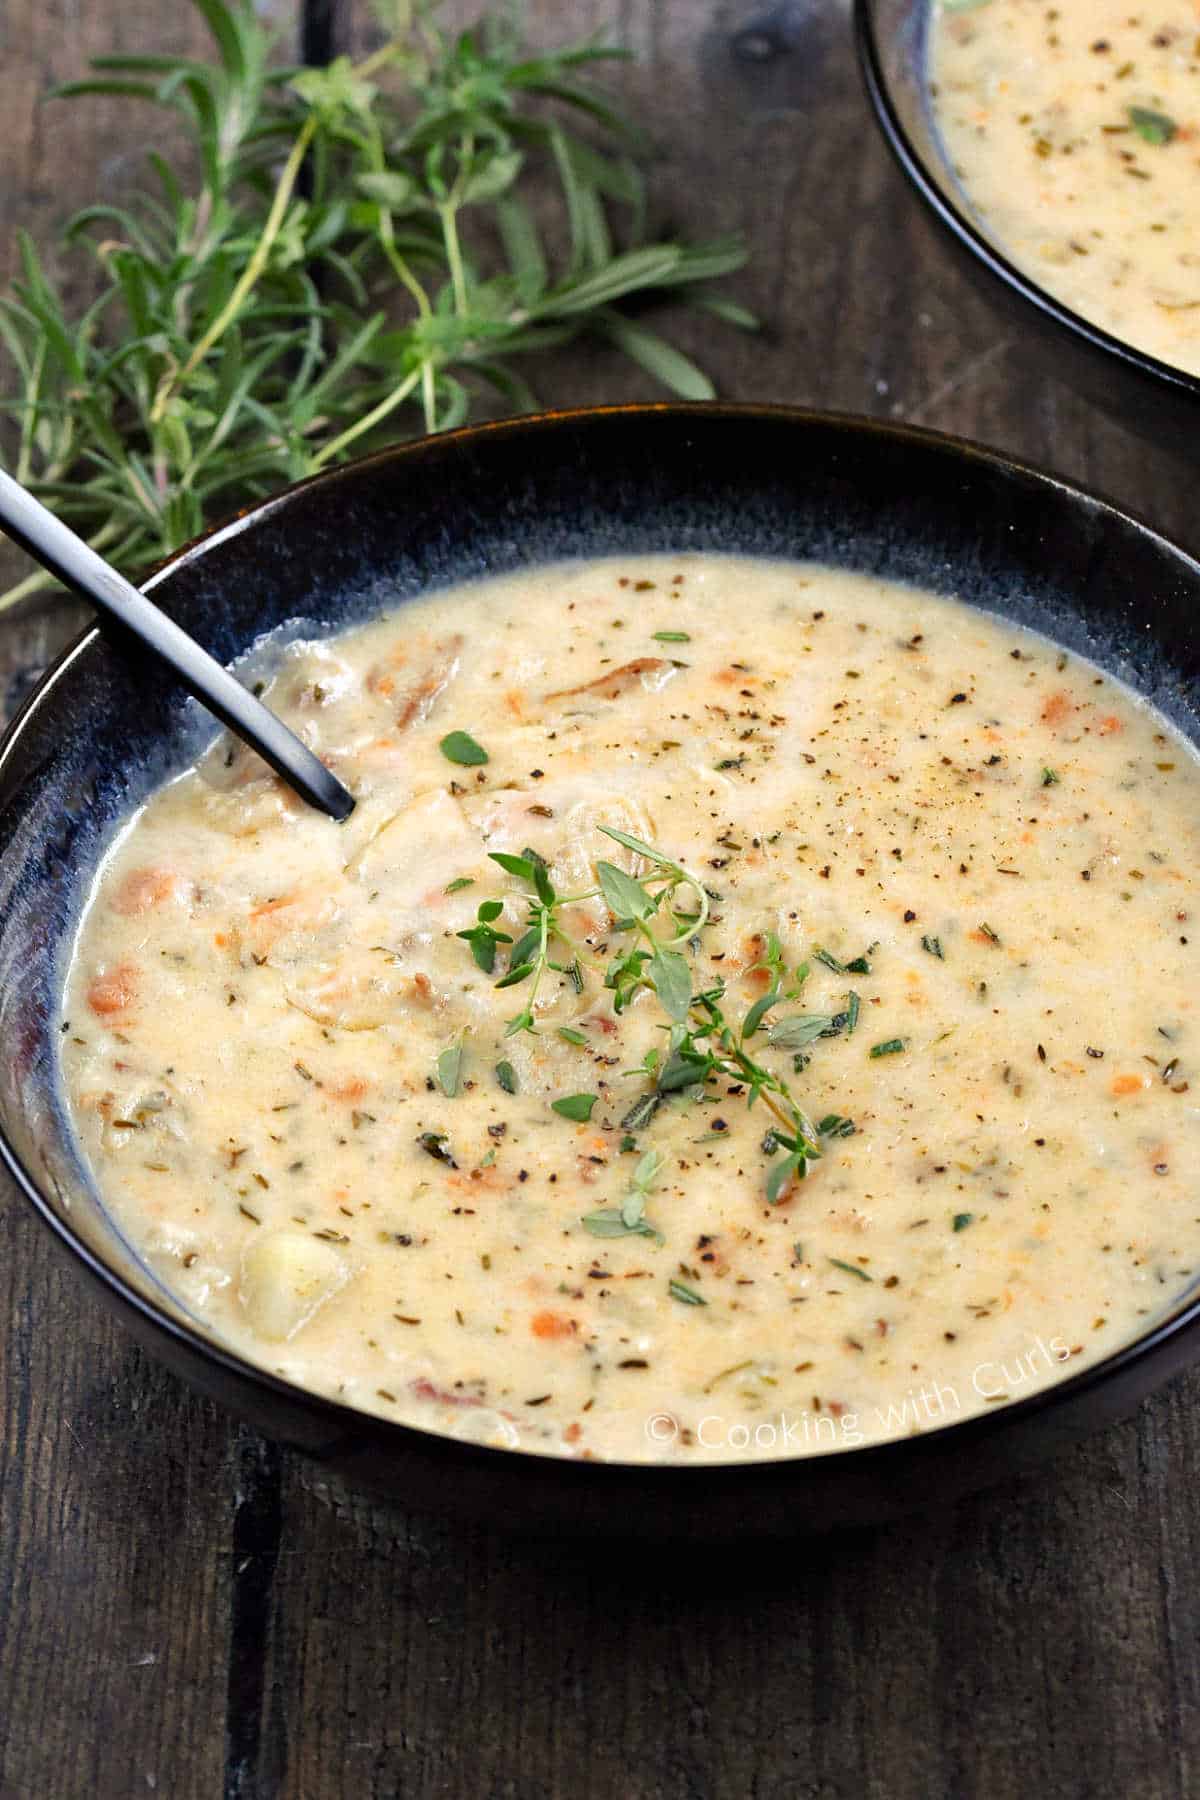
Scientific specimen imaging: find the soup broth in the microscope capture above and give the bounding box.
[61,556,1200,1462]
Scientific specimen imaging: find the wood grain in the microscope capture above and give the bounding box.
[2,3,1199,1797]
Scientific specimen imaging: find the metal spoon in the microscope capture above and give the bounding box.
[0,468,355,822]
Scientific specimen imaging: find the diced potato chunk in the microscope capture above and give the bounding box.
[239,1230,349,1341]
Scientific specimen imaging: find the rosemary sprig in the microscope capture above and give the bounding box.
[0,0,754,611]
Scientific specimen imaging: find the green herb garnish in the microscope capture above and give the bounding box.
[495,1059,518,1094]
[436,1041,465,1098]
[921,935,944,959]
[814,945,871,975]
[869,1038,906,1059]
[557,1026,589,1045]
[439,731,489,767]
[767,1014,841,1050]
[652,630,691,643]
[456,899,512,973]
[1041,768,1060,788]
[953,1212,974,1232]
[582,1148,664,1240]
[582,1209,660,1240]
[1128,105,1177,145]
[552,1092,597,1122]
[828,1257,873,1282]
[460,827,897,1211]
[417,1130,457,1167]
[669,1278,706,1306]
[444,876,475,894]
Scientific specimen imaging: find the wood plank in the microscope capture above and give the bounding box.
[1,2,1198,1796]
[0,7,299,1799]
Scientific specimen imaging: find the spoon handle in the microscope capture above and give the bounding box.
[0,468,354,822]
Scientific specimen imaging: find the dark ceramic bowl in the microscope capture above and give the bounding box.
[854,0,1200,449]
[5,404,1200,1538]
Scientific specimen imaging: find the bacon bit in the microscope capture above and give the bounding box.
[411,1378,484,1409]
[1097,715,1123,735]
[395,636,463,729]
[546,657,670,702]
[87,964,138,1015]
[410,972,435,1007]
[1040,690,1075,728]
[564,1422,583,1444]
[112,867,185,916]
[1111,1072,1151,1097]
[531,1310,577,1340]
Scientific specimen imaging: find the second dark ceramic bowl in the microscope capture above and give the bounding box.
[854,0,1200,450]
[5,404,1200,1537]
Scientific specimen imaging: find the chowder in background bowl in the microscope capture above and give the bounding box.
[932,1,1199,379]
[854,0,1200,449]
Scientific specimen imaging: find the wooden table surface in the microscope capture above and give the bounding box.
[2,3,1198,1796]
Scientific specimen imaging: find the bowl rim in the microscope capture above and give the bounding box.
[6,398,1200,1485]
[853,0,1200,406]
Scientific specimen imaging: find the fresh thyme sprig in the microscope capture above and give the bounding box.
[458,826,861,1210]
[466,831,704,1036]
[0,0,754,611]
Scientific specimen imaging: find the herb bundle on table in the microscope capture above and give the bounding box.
[0,0,754,611]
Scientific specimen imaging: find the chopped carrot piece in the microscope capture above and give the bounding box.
[328,1077,369,1103]
[112,866,183,915]
[1040,690,1074,728]
[248,892,298,920]
[87,963,138,1015]
[531,1310,576,1341]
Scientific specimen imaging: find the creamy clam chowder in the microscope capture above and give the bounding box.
[61,556,1200,1463]
[932,1,1200,375]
